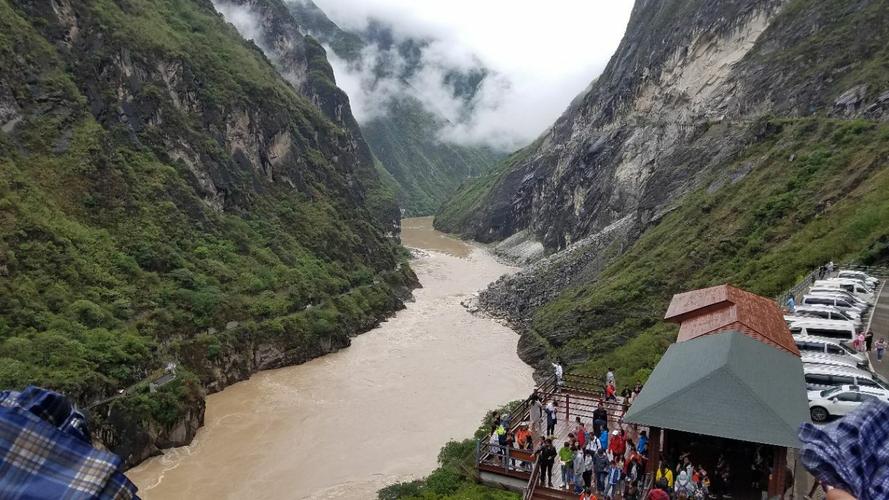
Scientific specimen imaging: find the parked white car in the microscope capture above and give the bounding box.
[794,335,868,368]
[808,289,870,310]
[802,365,888,391]
[813,280,875,304]
[789,319,858,342]
[793,305,861,328]
[801,294,867,316]
[801,352,865,370]
[837,270,880,288]
[808,385,889,422]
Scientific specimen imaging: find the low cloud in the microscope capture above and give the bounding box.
[215,0,635,151]
[314,0,635,150]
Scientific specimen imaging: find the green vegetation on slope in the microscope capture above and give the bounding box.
[530,118,889,386]
[0,0,413,448]
[362,97,503,216]
[434,143,537,234]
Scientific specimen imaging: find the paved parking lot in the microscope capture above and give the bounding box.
[867,282,889,377]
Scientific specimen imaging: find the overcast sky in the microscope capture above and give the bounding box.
[313,0,635,150]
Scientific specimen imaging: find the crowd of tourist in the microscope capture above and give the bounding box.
[487,368,653,499]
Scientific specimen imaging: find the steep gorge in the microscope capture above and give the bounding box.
[437,0,889,380]
[289,0,504,216]
[0,0,416,466]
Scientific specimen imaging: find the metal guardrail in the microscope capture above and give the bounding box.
[522,458,541,500]
[776,267,819,307]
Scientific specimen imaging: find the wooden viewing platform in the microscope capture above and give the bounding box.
[476,374,642,499]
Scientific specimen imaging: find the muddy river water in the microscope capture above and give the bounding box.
[127,216,535,499]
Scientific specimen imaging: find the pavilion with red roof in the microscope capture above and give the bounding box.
[625,284,809,498]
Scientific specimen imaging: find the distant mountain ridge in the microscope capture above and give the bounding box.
[288,0,503,215]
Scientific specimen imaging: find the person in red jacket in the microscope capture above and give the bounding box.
[608,429,625,459]
[575,417,587,448]
[605,382,617,401]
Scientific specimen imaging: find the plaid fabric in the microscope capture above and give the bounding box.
[798,400,889,500]
[0,386,138,500]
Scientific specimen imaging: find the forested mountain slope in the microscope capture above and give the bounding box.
[436,0,889,380]
[0,0,416,465]
[289,0,502,215]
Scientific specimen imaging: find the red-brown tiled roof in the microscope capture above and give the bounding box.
[664,284,799,356]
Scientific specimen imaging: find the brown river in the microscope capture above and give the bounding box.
[127,216,535,499]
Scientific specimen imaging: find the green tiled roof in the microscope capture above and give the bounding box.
[623,331,810,448]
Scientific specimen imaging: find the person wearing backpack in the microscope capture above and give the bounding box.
[655,462,673,492]
[545,400,558,436]
[594,448,609,493]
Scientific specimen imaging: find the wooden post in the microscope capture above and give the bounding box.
[768,447,787,498]
[565,392,570,420]
[647,427,661,474]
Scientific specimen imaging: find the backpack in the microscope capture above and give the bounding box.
[595,455,608,472]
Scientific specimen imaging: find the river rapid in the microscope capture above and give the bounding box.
[127,216,535,499]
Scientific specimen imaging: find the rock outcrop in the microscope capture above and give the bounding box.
[436,0,889,374]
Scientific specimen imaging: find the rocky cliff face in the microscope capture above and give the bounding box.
[440,0,889,248]
[436,0,889,375]
[0,0,416,467]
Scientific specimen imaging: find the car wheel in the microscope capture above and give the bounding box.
[811,406,829,422]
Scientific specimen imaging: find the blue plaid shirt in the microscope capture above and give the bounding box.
[0,386,138,499]
[799,400,889,500]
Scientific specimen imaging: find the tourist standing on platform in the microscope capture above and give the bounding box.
[674,469,692,499]
[546,400,557,436]
[599,427,609,454]
[530,395,544,437]
[605,382,617,402]
[593,402,608,436]
[594,448,609,493]
[605,458,622,500]
[656,462,674,492]
[581,449,595,491]
[537,438,557,488]
[560,442,576,490]
[575,417,587,448]
[865,329,874,351]
[877,338,886,362]
[573,446,587,493]
[636,430,648,455]
[608,429,625,460]
[553,360,564,389]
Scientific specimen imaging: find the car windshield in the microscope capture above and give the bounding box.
[819,387,842,398]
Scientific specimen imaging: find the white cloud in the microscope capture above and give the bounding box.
[313,0,634,149]
[213,2,265,45]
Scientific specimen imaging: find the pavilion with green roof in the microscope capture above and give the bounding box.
[624,285,810,498]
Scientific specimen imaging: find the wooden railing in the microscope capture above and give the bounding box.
[502,375,559,432]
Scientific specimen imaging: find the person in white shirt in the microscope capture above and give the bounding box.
[552,361,564,389]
